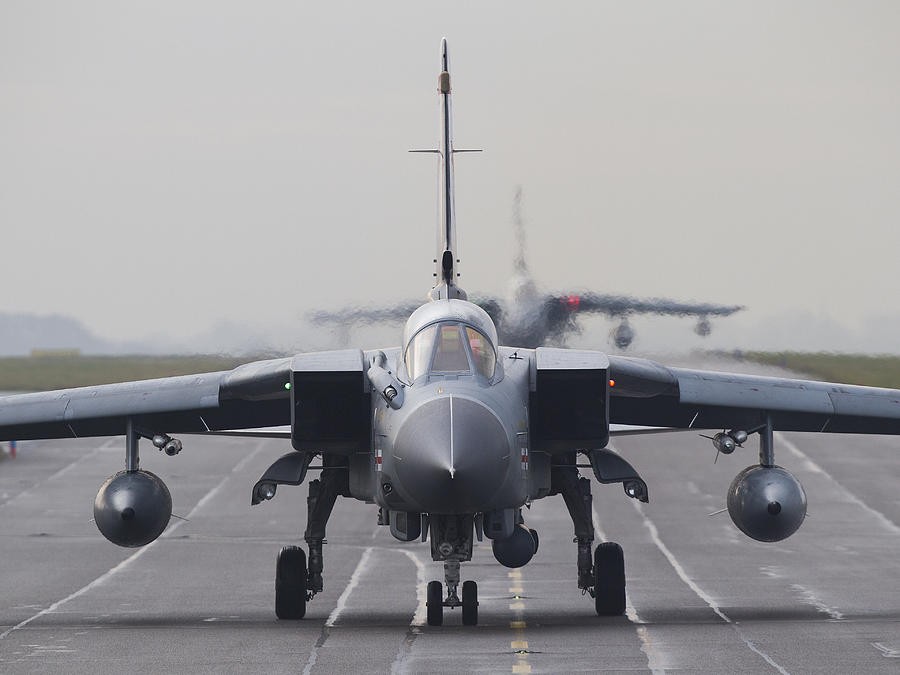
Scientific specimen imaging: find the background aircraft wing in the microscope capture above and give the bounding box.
[309,297,503,331]
[0,356,294,441]
[608,355,900,434]
[308,303,423,326]
[556,292,744,318]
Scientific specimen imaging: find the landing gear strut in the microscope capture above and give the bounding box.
[425,514,479,626]
[274,455,349,620]
[552,453,627,616]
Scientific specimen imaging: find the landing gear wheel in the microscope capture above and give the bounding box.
[529,528,539,555]
[427,580,444,626]
[275,546,307,620]
[462,580,478,626]
[593,542,626,616]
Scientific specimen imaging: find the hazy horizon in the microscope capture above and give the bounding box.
[2,2,899,354]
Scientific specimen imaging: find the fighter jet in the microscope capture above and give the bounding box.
[2,39,900,627]
[309,185,744,350]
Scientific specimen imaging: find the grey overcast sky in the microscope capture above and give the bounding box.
[2,2,899,353]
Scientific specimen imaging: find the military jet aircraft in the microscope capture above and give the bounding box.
[2,39,900,627]
[309,185,744,350]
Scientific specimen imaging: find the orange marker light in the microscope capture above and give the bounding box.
[609,379,615,387]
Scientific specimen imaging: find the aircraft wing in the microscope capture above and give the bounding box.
[557,292,744,318]
[0,356,294,441]
[309,298,503,330]
[4,350,900,444]
[308,304,423,325]
[608,354,900,434]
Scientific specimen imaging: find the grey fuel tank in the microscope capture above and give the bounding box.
[94,470,172,548]
[727,465,807,542]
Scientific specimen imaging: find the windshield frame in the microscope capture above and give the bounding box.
[402,320,497,383]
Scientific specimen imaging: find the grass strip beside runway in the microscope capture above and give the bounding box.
[0,354,263,391]
[743,351,900,388]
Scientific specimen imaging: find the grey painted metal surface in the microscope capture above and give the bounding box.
[0,372,223,428]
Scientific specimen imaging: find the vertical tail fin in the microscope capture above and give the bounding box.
[512,185,529,275]
[412,38,480,301]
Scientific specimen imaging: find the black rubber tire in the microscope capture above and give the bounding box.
[426,580,443,626]
[462,580,478,626]
[529,528,539,555]
[275,546,307,620]
[593,542,626,616]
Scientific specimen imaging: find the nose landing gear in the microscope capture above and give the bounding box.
[426,562,479,626]
[425,514,479,626]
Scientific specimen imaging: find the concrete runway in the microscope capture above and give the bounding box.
[1,423,899,672]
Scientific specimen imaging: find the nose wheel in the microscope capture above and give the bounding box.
[426,565,479,626]
[426,580,444,626]
[461,580,478,625]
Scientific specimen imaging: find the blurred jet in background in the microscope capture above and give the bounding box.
[310,187,744,349]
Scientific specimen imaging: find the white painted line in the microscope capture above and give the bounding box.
[0,442,267,642]
[778,434,900,536]
[605,443,790,674]
[397,549,427,627]
[305,545,375,675]
[628,498,790,675]
[789,584,843,621]
[872,642,900,658]
[0,438,116,510]
[325,546,373,627]
[592,502,665,675]
[389,549,428,675]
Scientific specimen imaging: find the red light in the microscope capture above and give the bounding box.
[564,295,580,311]
[609,379,615,387]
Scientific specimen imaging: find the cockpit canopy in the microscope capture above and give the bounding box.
[402,299,499,383]
[405,321,496,380]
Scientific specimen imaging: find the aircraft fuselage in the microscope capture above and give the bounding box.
[373,344,534,516]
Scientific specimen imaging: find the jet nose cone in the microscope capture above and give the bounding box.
[393,395,510,513]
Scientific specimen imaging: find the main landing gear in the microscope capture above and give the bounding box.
[425,514,479,626]
[552,453,628,616]
[270,455,350,620]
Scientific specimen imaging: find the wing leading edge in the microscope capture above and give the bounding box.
[608,355,900,435]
